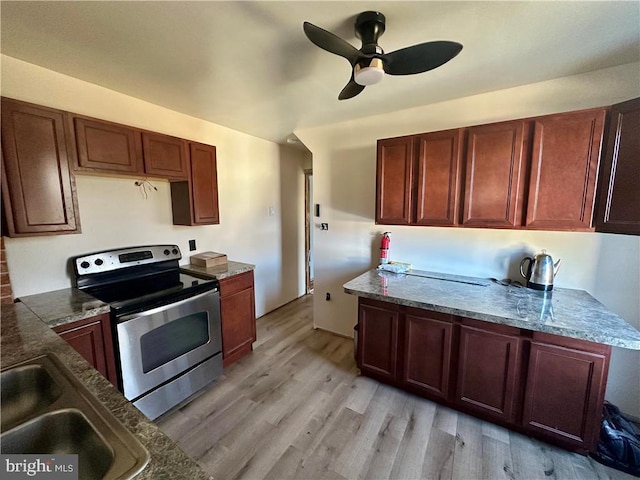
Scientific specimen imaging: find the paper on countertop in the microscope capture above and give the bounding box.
[377,261,412,273]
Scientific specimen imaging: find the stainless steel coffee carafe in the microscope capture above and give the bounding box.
[519,250,561,291]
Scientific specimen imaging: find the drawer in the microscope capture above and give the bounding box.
[219,270,254,297]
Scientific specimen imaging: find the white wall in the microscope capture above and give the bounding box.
[296,62,640,417]
[1,55,307,317]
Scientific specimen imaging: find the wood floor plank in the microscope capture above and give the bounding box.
[481,434,515,480]
[451,412,484,479]
[296,407,363,479]
[422,426,456,480]
[433,405,458,437]
[156,295,632,480]
[388,395,437,479]
[263,445,305,480]
[178,395,258,460]
[509,430,560,479]
[333,384,407,478]
[359,411,409,480]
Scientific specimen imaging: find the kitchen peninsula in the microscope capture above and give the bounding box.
[344,269,640,454]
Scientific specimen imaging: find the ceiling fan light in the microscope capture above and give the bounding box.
[354,58,384,86]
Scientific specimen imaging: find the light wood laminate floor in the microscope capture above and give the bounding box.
[157,295,634,480]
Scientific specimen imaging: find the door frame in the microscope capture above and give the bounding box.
[304,169,314,294]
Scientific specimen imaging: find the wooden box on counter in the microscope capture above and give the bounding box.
[190,251,227,268]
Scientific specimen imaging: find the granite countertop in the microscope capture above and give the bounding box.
[18,260,255,329]
[344,269,640,350]
[180,260,255,280]
[19,288,111,328]
[1,302,211,480]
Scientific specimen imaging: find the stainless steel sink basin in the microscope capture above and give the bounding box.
[0,354,149,480]
[1,364,62,431]
[2,409,114,479]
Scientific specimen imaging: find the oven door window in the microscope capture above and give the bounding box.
[140,312,210,373]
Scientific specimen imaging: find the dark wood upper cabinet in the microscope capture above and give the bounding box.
[74,117,190,181]
[190,142,220,224]
[462,120,529,228]
[415,129,465,226]
[170,142,220,225]
[595,97,640,235]
[376,136,414,225]
[1,98,81,236]
[141,132,189,180]
[73,116,144,175]
[526,109,606,230]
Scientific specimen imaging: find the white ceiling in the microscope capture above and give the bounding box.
[1,1,639,144]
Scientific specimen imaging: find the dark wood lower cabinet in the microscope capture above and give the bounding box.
[356,297,611,454]
[523,333,610,452]
[53,313,118,387]
[357,298,400,382]
[220,271,256,367]
[402,308,454,399]
[455,321,523,423]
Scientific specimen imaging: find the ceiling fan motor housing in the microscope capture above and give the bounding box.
[355,11,386,54]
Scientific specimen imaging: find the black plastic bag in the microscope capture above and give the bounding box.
[592,401,640,476]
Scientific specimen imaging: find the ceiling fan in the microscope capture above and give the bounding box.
[303,11,463,100]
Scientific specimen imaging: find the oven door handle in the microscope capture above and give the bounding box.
[118,288,218,323]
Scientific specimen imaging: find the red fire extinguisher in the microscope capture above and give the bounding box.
[380,232,391,264]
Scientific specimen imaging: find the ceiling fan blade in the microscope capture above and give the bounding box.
[303,22,364,64]
[382,41,463,75]
[338,75,365,100]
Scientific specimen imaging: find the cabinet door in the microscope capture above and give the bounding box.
[53,314,118,387]
[523,336,610,452]
[462,120,528,227]
[141,132,189,179]
[595,98,640,235]
[455,321,523,423]
[402,309,454,399]
[414,129,465,226]
[526,109,606,230]
[190,142,220,224]
[376,136,414,225]
[220,271,256,367]
[73,116,144,174]
[357,298,400,382]
[1,98,81,236]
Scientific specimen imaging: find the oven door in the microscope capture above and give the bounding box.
[116,289,221,401]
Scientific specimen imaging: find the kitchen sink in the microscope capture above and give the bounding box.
[0,354,149,480]
[1,364,62,431]
[2,409,114,479]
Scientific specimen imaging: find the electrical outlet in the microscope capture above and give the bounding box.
[188,239,196,251]
[325,292,331,301]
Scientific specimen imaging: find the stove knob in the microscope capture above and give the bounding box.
[172,248,178,255]
[95,258,104,266]
[80,261,90,269]
[164,249,170,255]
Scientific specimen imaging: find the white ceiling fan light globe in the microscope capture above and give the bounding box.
[354,58,385,86]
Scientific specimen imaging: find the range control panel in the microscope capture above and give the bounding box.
[74,245,182,276]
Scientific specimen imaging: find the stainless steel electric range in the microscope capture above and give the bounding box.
[73,244,222,420]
